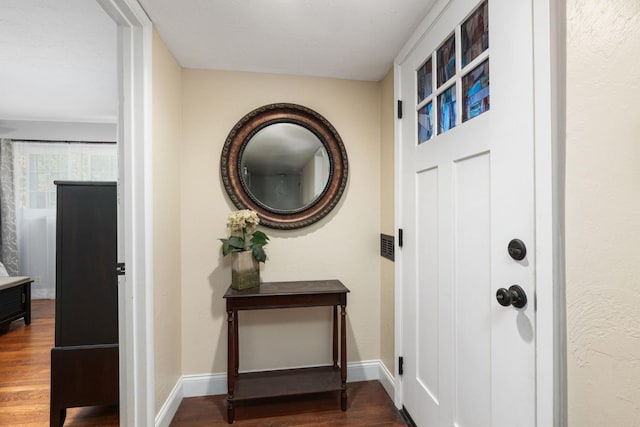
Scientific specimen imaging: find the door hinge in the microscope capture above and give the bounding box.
[399,356,404,376]
[397,100,403,119]
[116,262,126,276]
[398,229,404,248]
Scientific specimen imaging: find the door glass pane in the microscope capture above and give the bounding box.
[437,35,456,87]
[462,60,490,122]
[438,84,457,134]
[418,102,434,144]
[417,57,433,103]
[461,1,489,68]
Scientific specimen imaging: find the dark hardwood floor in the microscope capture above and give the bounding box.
[0,299,118,426]
[171,381,406,426]
[1,300,405,426]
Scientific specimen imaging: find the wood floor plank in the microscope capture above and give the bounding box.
[170,381,406,426]
[1,300,405,427]
[0,299,118,426]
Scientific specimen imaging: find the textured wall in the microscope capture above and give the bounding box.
[566,1,640,425]
[152,29,183,413]
[180,69,381,375]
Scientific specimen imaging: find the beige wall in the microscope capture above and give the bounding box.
[152,30,183,412]
[379,69,395,374]
[566,1,640,425]
[180,69,382,374]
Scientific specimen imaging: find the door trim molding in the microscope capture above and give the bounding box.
[392,0,567,424]
[392,60,404,409]
[96,1,155,425]
[532,1,567,426]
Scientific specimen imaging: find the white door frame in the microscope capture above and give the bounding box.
[96,1,155,426]
[393,0,567,425]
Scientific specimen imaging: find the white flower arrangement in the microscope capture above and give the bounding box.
[220,209,269,262]
[226,209,260,235]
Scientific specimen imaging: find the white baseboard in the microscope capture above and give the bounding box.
[154,379,184,427]
[32,289,55,300]
[345,360,382,382]
[182,372,227,397]
[155,360,396,426]
[377,361,396,401]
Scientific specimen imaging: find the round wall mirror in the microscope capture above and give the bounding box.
[221,103,348,230]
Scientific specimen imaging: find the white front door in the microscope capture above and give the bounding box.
[397,1,537,426]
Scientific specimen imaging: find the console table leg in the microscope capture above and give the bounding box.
[227,399,235,424]
[332,306,338,368]
[340,304,347,411]
[234,310,239,375]
[226,310,236,423]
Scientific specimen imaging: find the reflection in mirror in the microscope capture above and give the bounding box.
[241,123,329,211]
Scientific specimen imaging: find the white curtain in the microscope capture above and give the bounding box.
[13,142,117,299]
[0,139,19,276]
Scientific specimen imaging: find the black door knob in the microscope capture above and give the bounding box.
[496,285,527,308]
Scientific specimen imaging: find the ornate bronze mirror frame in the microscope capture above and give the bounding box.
[221,103,348,230]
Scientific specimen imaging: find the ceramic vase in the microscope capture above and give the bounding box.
[231,250,260,290]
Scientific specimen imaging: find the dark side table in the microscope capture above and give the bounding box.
[0,276,32,327]
[223,280,350,423]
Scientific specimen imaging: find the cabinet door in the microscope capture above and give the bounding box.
[55,182,118,347]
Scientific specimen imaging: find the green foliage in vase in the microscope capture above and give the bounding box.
[220,209,270,263]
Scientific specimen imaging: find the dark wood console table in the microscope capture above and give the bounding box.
[223,280,350,423]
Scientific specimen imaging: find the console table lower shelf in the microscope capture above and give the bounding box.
[233,366,343,401]
[224,280,350,423]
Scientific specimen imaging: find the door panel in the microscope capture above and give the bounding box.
[415,167,439,405]
[454,152,491,427]
[398,0,536,426]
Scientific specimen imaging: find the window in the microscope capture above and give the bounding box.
[415,0,490,143]
[14,143,117,210]
[13,142,117,299]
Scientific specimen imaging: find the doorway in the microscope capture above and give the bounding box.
[0,0,154,425]
[0,0,120,425]
[97,0,154,425]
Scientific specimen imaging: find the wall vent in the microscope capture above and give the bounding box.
[380,234,395,261]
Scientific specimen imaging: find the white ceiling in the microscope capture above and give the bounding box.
[138,0,436,81]
[0,0,436,130]
[0,0,117,125]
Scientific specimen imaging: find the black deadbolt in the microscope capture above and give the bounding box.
[508,239,527,261]
[496,285,528,308]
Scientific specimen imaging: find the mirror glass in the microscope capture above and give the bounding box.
[240,123,330,212]
[221,103,348,230]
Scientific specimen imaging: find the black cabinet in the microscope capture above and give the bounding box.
[50,181,119,427]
